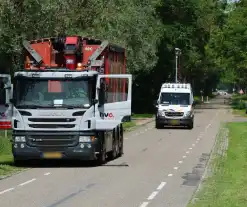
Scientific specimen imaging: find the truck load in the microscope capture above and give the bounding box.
[154,83,194,129]
[10,36,132,165]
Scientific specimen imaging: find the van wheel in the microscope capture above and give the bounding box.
[188,121,194,129]
[155,121,163,129]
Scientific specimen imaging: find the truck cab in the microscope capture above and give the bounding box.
[11,69,132,165]
[154,83,194,129]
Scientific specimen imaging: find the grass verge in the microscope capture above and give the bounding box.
[0,130,22,178]
[188,122,247,207]
[132,114,153,118]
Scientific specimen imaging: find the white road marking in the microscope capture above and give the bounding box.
[192,144,195,146]
[18,178,36,186]
[178,161,183,164]
[186,151,190,154]
[44,172,51,176]
[157,182,166,190]
[189,148,192,150]
[183,155,186,158]
[197,138,200,140]
[0,188,14,195]
[168,174,173,177]
[173,167,178,170]
[140,202,149,207]
[147,191,159,200]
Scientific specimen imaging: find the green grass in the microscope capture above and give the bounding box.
[123,121,136,131]
[188,122,247,207]
[0,130,22,177]
[132,113,153,118]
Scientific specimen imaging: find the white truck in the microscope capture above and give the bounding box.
[154,83,194,129]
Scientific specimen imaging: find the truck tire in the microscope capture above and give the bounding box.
[14,158,25,167]
[108,130,119,160]
[96,133,106,165]
[155,121,163,129]
[118,125,124,157]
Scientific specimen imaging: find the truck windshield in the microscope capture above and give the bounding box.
[15,78,93,108]
[160,92,190,105]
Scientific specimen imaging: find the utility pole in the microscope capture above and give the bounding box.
[175,48,181,83]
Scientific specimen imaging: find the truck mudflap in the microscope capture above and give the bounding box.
[95,74,132,131]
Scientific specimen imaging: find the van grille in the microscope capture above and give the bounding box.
[165,112,184,117]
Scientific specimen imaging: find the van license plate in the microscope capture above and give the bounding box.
[43,152,62,159]
[170,120,179,125]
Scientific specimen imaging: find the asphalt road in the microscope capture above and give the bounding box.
[0,98,232,207]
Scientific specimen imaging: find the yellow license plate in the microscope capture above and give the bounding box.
[170,120,179,125]
[43,152,62,159]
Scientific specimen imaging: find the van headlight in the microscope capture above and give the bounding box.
[184,111,192,117]
[14,136,26,142]
[158,110,165,116]
[79,136,91,142]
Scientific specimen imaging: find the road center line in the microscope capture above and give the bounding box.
[156,182,166,190]
[147,191,159,200]
[139,202,149,207]
[0,187,14,195]
[44,172,51,176]
[18,178,36,186]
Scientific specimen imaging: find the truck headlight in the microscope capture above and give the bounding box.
[79,136,91,142]
[14,136,26,142]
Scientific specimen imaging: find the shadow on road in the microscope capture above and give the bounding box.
[0,157,129,168]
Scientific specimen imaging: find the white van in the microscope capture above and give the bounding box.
[154,83,194,129]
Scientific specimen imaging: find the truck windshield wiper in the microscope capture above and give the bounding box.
[53,104,90,109]
[16,104,46,109]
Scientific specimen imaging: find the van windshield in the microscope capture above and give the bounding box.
[160,92,190,105]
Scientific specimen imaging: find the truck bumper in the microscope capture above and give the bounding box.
[12,131,100,161]
[156,116,193,126]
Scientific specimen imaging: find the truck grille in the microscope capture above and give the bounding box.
[27,135,78,147]
[29,124,75,128]
[165,112,184,117]
[28,118,76,129]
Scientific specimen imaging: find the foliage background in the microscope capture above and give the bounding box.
[0,0,244,112]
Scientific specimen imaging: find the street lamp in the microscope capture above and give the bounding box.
[175,48,181,83]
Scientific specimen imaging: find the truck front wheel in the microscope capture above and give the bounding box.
[14,158,25,167]
[118,125,124,157]
[96,133,106,165]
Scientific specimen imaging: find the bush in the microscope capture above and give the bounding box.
[231,94,247,110]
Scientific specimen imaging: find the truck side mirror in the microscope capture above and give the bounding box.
[98,87,105,107]
[92,99,98,105]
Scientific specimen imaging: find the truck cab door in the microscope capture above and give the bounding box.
[0,74,12,129]
[95,74,132,130]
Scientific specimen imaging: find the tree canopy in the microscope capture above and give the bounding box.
[0,0,243,112]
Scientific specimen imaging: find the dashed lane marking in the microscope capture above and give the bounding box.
[18,178,36,186]
[0,188,14,195]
